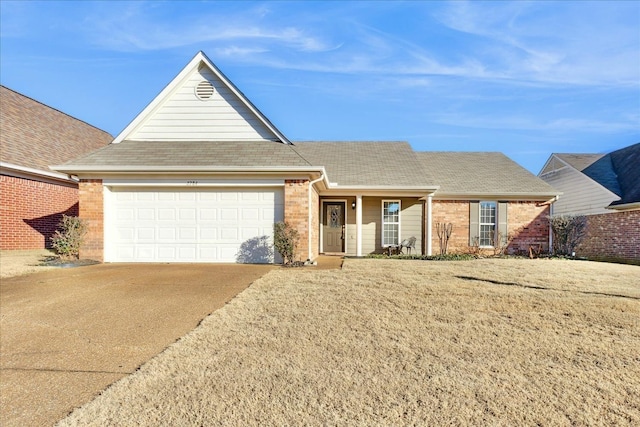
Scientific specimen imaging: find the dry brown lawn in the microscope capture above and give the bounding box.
[0,250,57,278]
[58,259,639,426]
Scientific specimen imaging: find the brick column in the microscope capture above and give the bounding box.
[78,179,104,261]
[284,179,310,262]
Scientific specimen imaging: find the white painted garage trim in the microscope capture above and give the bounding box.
[104,185,283,263]
[103,178,285,187]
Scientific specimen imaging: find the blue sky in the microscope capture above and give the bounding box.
[1,1,638,173]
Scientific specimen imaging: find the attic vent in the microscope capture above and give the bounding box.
[195,81,215,100]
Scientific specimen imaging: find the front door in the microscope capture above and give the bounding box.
[323,202,345,253]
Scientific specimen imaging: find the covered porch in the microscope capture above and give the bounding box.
[317,190,437,257]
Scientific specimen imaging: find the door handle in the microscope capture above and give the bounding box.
[341,224,345,240]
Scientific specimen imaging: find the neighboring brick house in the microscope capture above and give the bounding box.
[52,51,559,263]
[0,86,112,250]
[538,143,640,262]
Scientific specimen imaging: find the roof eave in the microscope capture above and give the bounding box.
[606,201,640,211]
[321,184,439,197]
[51,165,325,174]
[1,161,76,184]
[433,191,561,201]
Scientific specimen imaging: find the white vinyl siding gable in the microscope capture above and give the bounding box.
[541,166,620,215]
[128,67,277,142]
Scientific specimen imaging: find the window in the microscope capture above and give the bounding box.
[382,200,400,247]
[479,201,496,246]
[470,201,507,248]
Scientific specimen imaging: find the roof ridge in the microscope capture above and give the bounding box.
[0,85,112,138]
[287,144,313,167]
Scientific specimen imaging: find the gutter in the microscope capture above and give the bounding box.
[536,195,560,207]
[606,202,640,211]
[1,161,77,183]
[50,165,328,174]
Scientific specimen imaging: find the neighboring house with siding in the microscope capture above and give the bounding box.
[538,143,640,262]
[0,86,113,250]
[52,51,559,263]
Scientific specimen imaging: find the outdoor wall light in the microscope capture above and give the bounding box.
[352,201,356,210]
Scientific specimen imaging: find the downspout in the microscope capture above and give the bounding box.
[308,173,325,262]
[426,194,433,256]
[549,195,558,253]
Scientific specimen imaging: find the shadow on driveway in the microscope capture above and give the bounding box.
[0,263,274,427]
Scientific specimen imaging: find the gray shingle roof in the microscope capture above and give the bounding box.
[554,143,640,206]
[60,140,312,168]
[57,139,561,198]
[0,86,112,173]
[609,143,640,206]
[416,152,558,196]
[556,153,604,172]
[293,141,437,187]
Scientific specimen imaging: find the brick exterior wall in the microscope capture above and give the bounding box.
[506,202,550,254]
[431,200,470,253]
[78,179,104,261]
[284,179,312,262]
[0,174,78,250]
[577,210,639,262]
[430,200,550,255]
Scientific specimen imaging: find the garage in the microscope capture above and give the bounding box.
[104,187,284,263]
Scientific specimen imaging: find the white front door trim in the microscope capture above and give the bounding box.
[320,199,348,254]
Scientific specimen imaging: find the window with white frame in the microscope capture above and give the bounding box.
[479,201,497,246]
[382,200,400,247]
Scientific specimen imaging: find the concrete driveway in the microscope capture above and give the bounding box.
[0,263,274,427]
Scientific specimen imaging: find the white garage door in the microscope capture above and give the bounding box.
[105,187,284,263]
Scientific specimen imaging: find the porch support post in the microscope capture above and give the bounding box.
[426,194,433,256]
[356,194,363,257]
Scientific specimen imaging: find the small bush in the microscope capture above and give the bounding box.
[51,215,87,260]
[273,221,299,265]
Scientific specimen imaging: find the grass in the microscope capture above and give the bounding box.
[58,258,640,426]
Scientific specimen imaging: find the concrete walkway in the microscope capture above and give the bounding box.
[0,263,274,427]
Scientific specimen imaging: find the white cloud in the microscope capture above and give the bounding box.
[431,112,638,134]
[432,1,640,86]
[214,46,269,57]
[84,2,336,53]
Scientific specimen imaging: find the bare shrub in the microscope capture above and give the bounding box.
[436,223,453,255]
[550,215,587,256]
[467,236,480,257]
[51,215,87,260]
[489,230,512,256]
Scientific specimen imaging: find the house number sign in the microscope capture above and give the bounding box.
[186,180,199,186]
